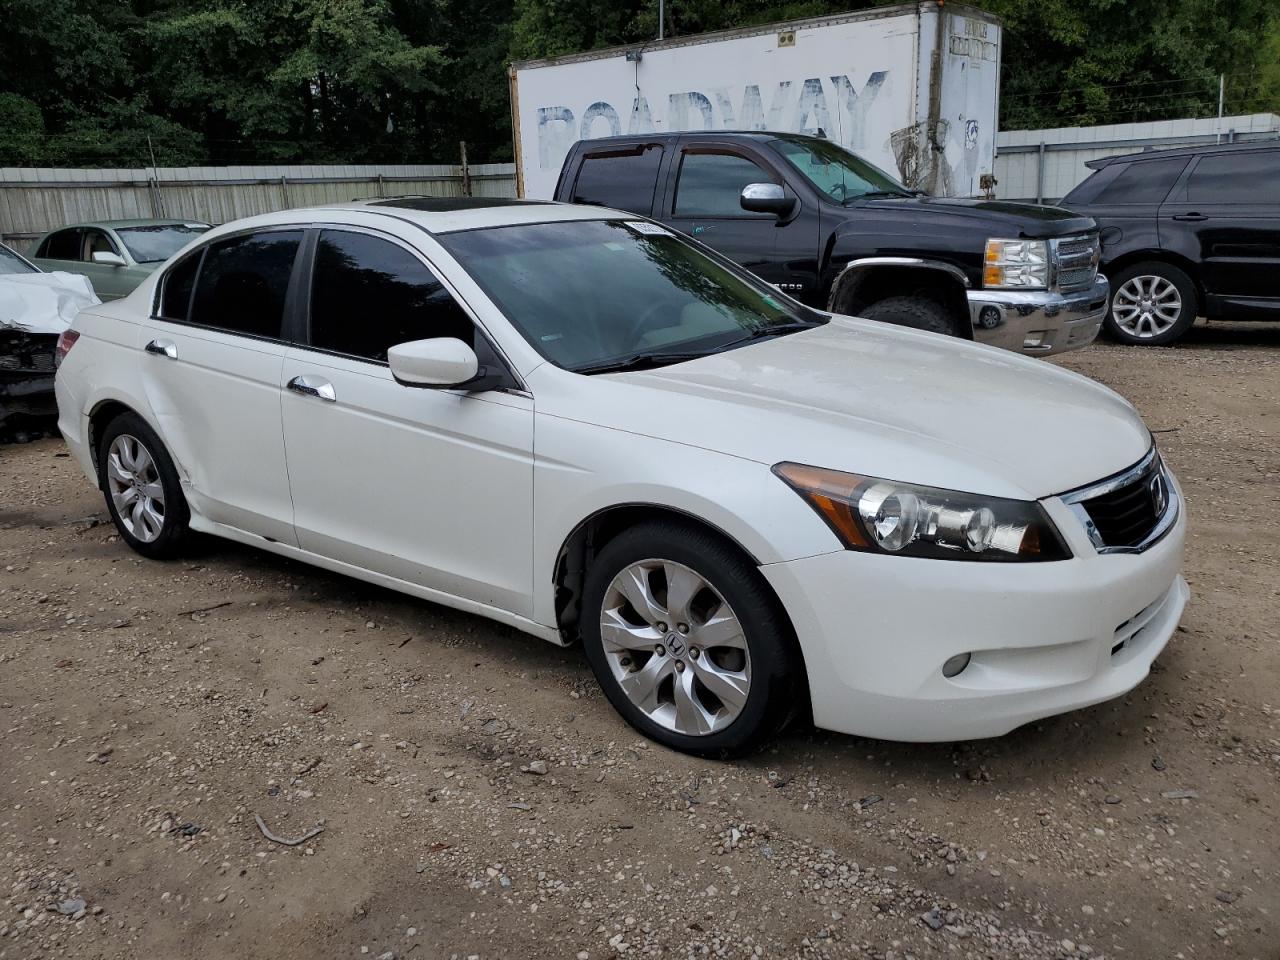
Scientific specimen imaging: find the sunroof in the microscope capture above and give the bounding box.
[368,197,550,211]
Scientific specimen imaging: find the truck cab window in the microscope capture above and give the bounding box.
[571,146,663,215]
[674,152,776,218]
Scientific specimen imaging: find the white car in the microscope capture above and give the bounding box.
[54,198,1188,754]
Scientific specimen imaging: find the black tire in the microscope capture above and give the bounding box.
[1104,262,1199,346]
[859,294,960,337]
[580,520,805,757]
[97,411,191,560]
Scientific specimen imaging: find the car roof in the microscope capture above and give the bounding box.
[278,196,631,234]
[573,130,818,149]
[1085,138,1280,170]
[40,218,211,234]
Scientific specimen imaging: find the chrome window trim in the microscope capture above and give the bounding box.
[1057,445,1179,555]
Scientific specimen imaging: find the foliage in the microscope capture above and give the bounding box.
[0,0,1276,166]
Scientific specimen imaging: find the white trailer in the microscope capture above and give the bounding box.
[509,2,1002,200]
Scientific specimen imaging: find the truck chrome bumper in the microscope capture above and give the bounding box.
[968,276,1108,357]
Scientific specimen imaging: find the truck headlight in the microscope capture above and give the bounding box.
[773,462,1071,562]
[983,238,1049,289]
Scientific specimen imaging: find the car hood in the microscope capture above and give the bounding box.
[854,196,1096,238]
[0,272,100,335]
[530,318,1151,501]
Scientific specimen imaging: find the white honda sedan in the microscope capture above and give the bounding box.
[53,198,1188,754]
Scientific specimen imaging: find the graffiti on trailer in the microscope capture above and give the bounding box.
[535,73,888,171]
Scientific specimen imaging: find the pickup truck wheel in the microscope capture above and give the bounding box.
[859,295,959,337]
[1105,262,1198,345]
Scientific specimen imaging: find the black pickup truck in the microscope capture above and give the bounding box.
[554,132,1108,357]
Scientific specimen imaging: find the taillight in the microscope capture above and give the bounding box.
[55,329,80,368]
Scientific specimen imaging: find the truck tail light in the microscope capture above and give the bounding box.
[55,329,80,368]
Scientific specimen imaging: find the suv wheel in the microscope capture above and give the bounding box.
[1105,262,1198,345]
[98,412,192,559]
[580,521,803,757]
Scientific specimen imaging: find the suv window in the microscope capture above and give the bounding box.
[189,230,302,338]
[571,145,663,215]
[1187,151,1280,203]
[159,251,202,321]
[41,228,82,261]
[1092,157,1188,205]
[674,152,777,217]
[309,230,474,362]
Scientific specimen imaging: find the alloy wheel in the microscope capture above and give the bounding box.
[1111,275,1183,339]
[599,559,751,736]
[106,434,167,543]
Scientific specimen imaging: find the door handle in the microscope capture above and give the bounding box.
[144,339,177,359]
[1171,213,1208,222]
[287,375,337,402]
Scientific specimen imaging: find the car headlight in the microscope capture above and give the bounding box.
[773,462,1071,562]
[983,238,1049,289]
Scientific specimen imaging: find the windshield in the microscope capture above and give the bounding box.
[0,243,38,275]
[438,219,824,373]
[116,224,209,263]
[769,137,912,203]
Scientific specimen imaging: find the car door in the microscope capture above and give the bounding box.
[138,228,303,544]
[32,227,84,277]
[1067,155,1188,273]
[280,227,535,616]
[566,142,666,217]
[1160,148,1280,318]
[661,142,815,298]
[79,228,134,300]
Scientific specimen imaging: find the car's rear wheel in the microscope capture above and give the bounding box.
[859,295,959,337]
[580,520,803,756]
[1105,262,1198,345]
[98,412,191,559]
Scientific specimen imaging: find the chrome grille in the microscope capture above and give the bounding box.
[1052,234,1101,293]
[1059,448,1178,555]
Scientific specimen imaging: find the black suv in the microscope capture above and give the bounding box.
[554,132,1108,358]
[1062,140,1280,345]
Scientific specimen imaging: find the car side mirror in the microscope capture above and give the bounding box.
[92,251,126,267]
[740,182,796,218]
[388,338,504,392]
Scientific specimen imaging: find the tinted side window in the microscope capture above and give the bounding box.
[310,231,473,362]
[1187,151,1280,203]
[189,231,301,338]
[571,146,663,214]
[43,229,83,260]
[674,152,776,217]
[1092,157,1188,205]
[159,251,202,320]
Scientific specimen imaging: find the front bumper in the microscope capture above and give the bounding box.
[761,475,1187,742]
[968,275,1108,357]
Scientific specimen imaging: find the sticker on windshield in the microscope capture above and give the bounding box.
[624,221,670,236]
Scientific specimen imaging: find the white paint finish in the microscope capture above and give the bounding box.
[511,4,1001,199]
[280,346,536,616]
[57,203,1187,743]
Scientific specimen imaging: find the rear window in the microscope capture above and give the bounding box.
[41,229,82,261]
[571,145,664,215]
[189,231,301,338]
[1088,157,1188,205]
[1187,151,1280,203]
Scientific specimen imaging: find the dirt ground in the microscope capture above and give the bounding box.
[2,321,1278,960]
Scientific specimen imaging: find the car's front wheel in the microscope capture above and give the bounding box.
[1105,262,1198,345]
[580,520,804,756]
[98,412,191,559]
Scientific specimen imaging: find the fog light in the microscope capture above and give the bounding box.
[1022,332,1048,349]
[942,652,971,678]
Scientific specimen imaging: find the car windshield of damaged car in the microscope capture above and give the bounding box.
[438,219,825,374]
[769,136,914,203]
[115,224,210,263]
[0,244,38,275]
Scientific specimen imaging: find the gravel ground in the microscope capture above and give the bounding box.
[1,321,1277,960]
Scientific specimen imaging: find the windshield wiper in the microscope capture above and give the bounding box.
[573,350,713,375]
[845,189,913,203]
[713,320,823,351]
